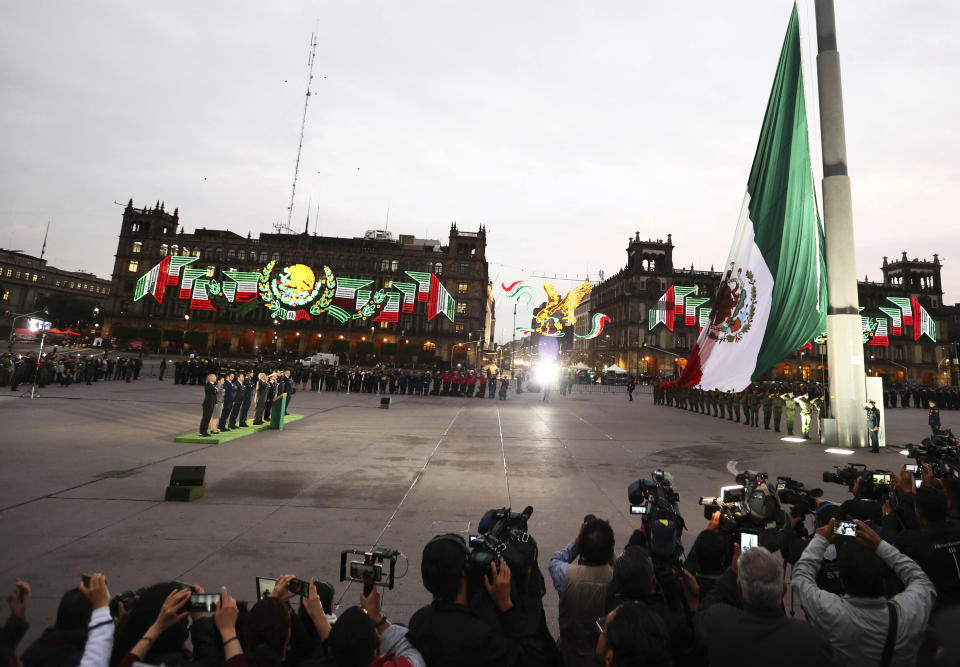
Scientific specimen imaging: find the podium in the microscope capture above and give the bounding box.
[269,394,288,430]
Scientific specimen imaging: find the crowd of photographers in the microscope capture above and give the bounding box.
[1,352,143,390]
[4,436,960,667]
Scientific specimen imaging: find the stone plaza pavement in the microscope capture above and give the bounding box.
[0,378,949,642]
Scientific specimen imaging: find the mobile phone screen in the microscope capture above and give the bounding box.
[905,464,919,473]
[873,473,891,485]
[915,478,923,489]
[833,521,857,537]
[740,531,758,551]
[256,577,276,600]
[349,562,383,581]
[630,505,647,515]
[188,593,221,613]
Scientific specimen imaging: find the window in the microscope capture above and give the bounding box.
[55,280,61,287]
[216,248,225,260]
[380,321,390,329]
[159,244,168,257]
[260,251,269,263]
[1,290,8,301]
[456,302,467,315]
[459,263,469,274]
[127,261,139,273]
[250,251,257,262]
[131,223,141,233]
[458,283,469,294]
[206,266,216,278]
[271,252,280,261]
[132,242,142,254]
[422,341,436,351]
[192,249,201,258]
[424,321,434,332]
[434,263,443,275]
[227,249,236,261]
[390,260,399,273]
[380,259,390,272]
[15,271,21,279]
[455,323,465,333]
[383,280,393,289]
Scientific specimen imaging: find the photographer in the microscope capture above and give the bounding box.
[1,579,30,654]
[76,575,114,667]
[594,601,673,667]
[693,546,834,667]
[22,587,91,667]
[602,546,703,667]
[407,533,553,667]
[791,518,936,667]
[549,517,615,667]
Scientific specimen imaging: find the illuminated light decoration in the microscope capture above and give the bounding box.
[308,265,337,316]
[500,280,539,318]
[648,286,675,332]
[180,267,208,300]
[355,289,372,311]
[392,281,418,313]
[859,308,879,345]
[671,286,698,317]
[135,255,170,303]
[879,306,902,336]
[428,274,456,321]
[887,297,913,326]
[221,269,261,303]
[912,298,936,342]
[870,317,889,347]
[574,313,611,339]
[373,291,401,323]
[404,271,433,303]
[189,275,216,311]
[684,297,709,326]
[165,255,198,286]
[499,279,609,339]
[334,278,374,309]
[698,307,711,332]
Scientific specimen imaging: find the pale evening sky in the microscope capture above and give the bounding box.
[1,1,957,342]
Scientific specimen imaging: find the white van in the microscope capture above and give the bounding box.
[303,353,339,367]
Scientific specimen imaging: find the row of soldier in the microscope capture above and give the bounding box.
[2,352,143,391]
[654,381,827,439]
[884,384,960,410]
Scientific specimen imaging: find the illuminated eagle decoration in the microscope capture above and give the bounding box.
[501,279,610,339]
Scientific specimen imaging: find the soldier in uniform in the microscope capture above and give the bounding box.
[761,391,773,430]
[218,372,237,432]
[731,391,741,423]
[780,390,796,436]
[811,393,825,441]
[795,393,813,439]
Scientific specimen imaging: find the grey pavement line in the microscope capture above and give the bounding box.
[496,408,512,507]
[0,444,219,513]
[334,405,465,607]
[562,405,615,440]
[530,406,633,529]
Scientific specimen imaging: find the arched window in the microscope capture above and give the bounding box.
[380,259,390,272]
[170,245,179,256]
[132,242,142,254]
[227,249,236,261]
[215,248,225,260]
[434,262,443,275]
[250,251,257,263]
[390,260,399,272]
[259,251,268,263]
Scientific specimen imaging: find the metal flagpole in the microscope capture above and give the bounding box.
[815,0,867,448]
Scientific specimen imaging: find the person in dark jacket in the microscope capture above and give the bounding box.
[693,546,835,667]
[407,534,553,667]
[200,374,217,437]
[252,373,270,425]
[21,588,91,667]
[282,370,296,416]
[218,373,237,432]
[929,401,941,436]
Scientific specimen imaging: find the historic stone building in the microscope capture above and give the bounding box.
[585,233,952,385]
[103,200,494,364]
[0,248,111,334]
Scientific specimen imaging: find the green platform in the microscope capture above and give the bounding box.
[174,414,304,444]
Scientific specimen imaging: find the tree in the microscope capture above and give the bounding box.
[184,330,209,351]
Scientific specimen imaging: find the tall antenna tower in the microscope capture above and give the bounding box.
[276,31,318,235]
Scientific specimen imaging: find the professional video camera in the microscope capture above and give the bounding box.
[468,506,535,576]
[905,440,960,480]
[699,470,778,532]
[775,476,823,518]
[822,463,894,501]
[340,546,401,595]
[628,470,684,562]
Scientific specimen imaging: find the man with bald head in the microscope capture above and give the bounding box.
[200,373,217,437]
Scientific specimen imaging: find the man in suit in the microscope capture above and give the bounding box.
[200,373,217,437]
[236,373,254,427]
[252,372,270,425]
[218,372,237,432]
[283,369,296,415]
[227,373,246,429]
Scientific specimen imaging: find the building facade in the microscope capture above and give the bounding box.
[584,233,952,385]
[0,248,112,334]
[104,200,494,364]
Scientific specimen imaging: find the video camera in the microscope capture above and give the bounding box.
[628,470,684,562]
[469,506,535,575]
[339,547,400,595]
[906,438,960,481]
[699,470,779,532]
[775,476,823,518]
[822,463,894,501]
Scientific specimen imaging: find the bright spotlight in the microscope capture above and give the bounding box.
[824,448,855,456]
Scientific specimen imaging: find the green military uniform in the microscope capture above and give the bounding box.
[811,396,824,441]
[720,392,728,419]
[708,390,717,417]
[761,393,773,429]
[780,393,796,435]
[731,391,742,423]
[771,393,783,432]
[796,395,813,439]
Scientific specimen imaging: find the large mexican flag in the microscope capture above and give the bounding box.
[679,6,827,391]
